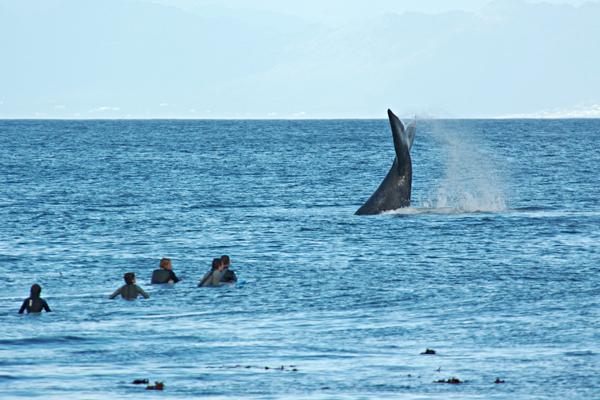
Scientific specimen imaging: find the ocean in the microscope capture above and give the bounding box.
[1,119,599,399]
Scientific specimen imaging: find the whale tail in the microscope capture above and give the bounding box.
[355,109,416,215]
[387,109,412,177]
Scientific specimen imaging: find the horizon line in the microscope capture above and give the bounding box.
[2,116,600,121]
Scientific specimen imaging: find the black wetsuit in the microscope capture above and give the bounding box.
[19,297,51,313]
[109,284,149,300]
[221,269,237,283]
[151,269,180,284]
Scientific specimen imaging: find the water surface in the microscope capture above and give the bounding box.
[1,119,599,399]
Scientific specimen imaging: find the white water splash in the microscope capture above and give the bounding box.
[423,122,507,212]
[382,206,467,216]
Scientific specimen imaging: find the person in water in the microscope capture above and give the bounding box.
[151,258,180,284]
[18,284,51,314]
[109,272,150,300]
[198,258,225,287]
[220,255,237,283]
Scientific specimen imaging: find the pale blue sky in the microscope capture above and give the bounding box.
[0,0,598,118]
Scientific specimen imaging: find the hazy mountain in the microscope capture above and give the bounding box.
[0,0,598,118]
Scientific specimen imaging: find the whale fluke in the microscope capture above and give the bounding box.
[355,109,415,215]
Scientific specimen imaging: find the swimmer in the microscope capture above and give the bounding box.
[198,258,225,287]
[220,255,237,283]
[151,258,180,284]
[18,284,51,314]
[109,272,150,300]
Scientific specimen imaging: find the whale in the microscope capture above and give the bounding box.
[355,109,416,215]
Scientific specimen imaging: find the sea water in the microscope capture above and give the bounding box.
[0,119,599,399]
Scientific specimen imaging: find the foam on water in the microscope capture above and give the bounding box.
[382,206,484,216]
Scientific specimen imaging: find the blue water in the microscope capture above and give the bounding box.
[1,119,599,399]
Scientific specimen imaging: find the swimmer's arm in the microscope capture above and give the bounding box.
[198,271,211,287]
[18,299,27,314]
[169,270,180,283]
[109,287,121,299]
[136,285,150,299]
[42,300,51,312]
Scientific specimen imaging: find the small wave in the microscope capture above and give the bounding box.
[70,349,108,355]
[0,254,20,263]
[564,350,595,357]
[513,206,557,212]
[0,335,88,346]
[510,209,600,218]
[298,226,321,231]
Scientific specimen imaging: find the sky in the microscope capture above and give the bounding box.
[0,0,599,118]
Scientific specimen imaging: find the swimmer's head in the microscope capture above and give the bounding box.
[159,258,172,270]
[30,284,42,298]
[221,255,230,268]
[124,272,136,285]
[212,258,222,271]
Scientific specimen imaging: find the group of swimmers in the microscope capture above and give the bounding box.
[18,255,237,313]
